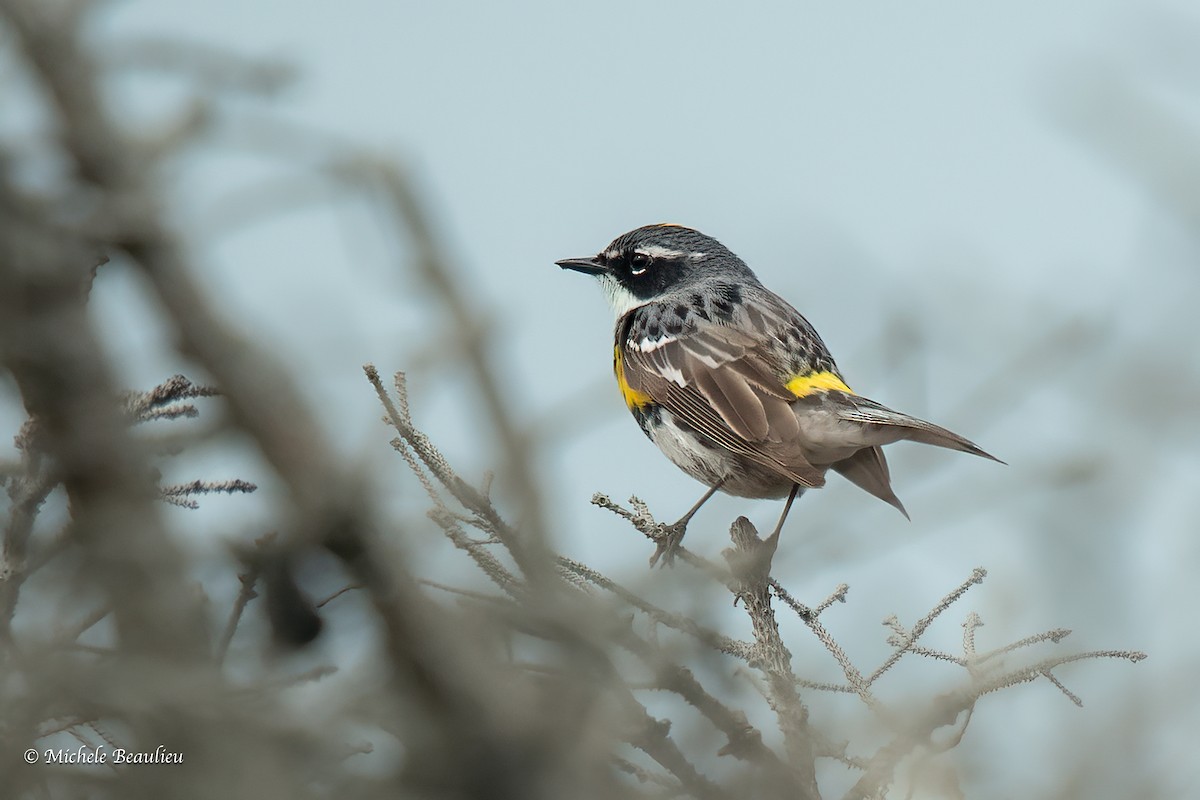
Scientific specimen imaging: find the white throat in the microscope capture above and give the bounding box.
[597,274,647,319]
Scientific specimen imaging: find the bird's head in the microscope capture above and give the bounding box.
[556,224,754,317]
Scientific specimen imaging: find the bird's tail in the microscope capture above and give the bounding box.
[835,396,1003,463]
[831,445,910,519]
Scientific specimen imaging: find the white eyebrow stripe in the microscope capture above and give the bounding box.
[636,245,687,259]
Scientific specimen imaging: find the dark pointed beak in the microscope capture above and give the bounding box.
[555,256,607,276]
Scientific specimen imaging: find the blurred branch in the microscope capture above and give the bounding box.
[623,700,728,800]
[844,640,1146,800]
[104,38,297,95]
[0,420,57,624]
[366,365,552,589]
[0,0,362,558]
[557,556,750,659]
[0,98,208,672]
[345,158,553,555]
[182,108,557,565]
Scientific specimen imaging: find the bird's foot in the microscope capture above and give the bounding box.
[649,520,688,568]
[647,481,725,568]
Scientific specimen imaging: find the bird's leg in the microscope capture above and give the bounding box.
[650,480,724,567]
[762,483,801,551]
[730,484,801,581]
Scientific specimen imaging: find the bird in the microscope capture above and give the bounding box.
[556,223,1000,565]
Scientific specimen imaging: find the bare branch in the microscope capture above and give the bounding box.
[558,557,750,660]
[867,568,987,686]
[592,493,735,588]
[215,569,259,666]
[723,517,820,800]
[623,700,730,800]
[160,478,257,509]
[976,627,1072,664]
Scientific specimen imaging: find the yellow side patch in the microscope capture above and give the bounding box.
[614,346,654,409]
[786,370,854,398]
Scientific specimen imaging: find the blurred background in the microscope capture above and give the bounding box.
[2,1,1197,797]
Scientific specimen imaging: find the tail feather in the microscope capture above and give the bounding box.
[835,397,1004,464]
[831,445,910,519]
[891,420,1002,462]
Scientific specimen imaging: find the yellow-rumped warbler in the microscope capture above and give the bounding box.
[557,224,999,562]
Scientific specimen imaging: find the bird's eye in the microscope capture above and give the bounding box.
[630,253,651,275]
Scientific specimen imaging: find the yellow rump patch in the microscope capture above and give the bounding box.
[614,347,654,409]
[786,370,854,398]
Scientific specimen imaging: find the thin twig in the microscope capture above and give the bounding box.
[617,625,791,783]
[558,557,750,659]
[216,569,259,665]
[315,583,363,609]
[867,568,987,686]
[772,579,878,706]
